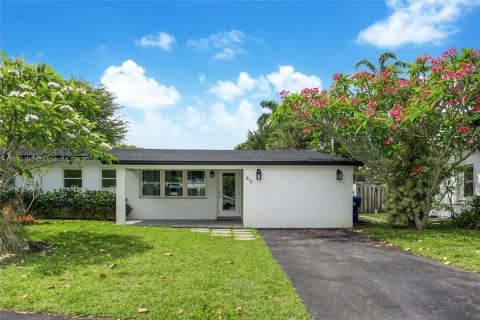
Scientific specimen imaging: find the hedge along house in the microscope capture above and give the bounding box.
[11,149,362,228]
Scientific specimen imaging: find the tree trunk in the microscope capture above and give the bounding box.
[386,175,434,230]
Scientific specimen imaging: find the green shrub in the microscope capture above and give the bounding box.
[1,189,132,221]
[451,195,480,230]
[35,189,132,221]
[0,188,34,209]
[0,216,26,256]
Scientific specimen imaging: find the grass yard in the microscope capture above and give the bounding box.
[0,220,309,319]
[360,221,480,273]
[359,213,390,221]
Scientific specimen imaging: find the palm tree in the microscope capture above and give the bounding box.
[355,52,407,72]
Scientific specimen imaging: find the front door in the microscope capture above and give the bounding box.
[218,170,242,218]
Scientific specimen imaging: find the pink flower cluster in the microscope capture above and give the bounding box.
[396,79,410,87]
[472,97,480,112]
[442,47,457,59]
[441,63,476,81]
[390,104,406,122]
[432,59,445,74]
[412,166,425,175]
[333,73,342,81]
[457,126,470,134]
[415,53,432,64]
[348,71,375,80]
[301,87,320,95]
[384,136,392,145]
[279,90,290,96]
[386,87,397,94]
[351,97,360,104]
[364,99,378,117]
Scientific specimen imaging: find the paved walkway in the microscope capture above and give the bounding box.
[126,219,243,228]
[192,228,256,240]
[260,229,480,320]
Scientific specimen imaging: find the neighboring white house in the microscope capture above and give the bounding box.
[12,149,362,228]
[435,152,480,217]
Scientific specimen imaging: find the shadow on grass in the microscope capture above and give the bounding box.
[0,231,153,276]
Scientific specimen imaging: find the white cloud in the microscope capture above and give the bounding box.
[209,100,257,132]
[124,100,259,149]
[136,32,175,50]
[126,110,186,148]
[183,106,205,127]
[187,30,251,60]
[266,66,321,94]
[198,73,206,83]
[209,66,320,101]
[101,60,180,109]
[214,48,236,60]
[209,72,261,101]
[188,29,246,49]
[357,0,480,48]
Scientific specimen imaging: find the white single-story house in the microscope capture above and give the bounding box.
[11,149,362,228]
[436,152,480,216]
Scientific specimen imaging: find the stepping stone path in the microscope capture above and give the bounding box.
[191,228,256,241]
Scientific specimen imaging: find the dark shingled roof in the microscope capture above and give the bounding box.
[108,149,363,166]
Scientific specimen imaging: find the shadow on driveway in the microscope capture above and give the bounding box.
[260,229,480,320]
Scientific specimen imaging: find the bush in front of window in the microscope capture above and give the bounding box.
[0,189,132,221]
[451,195,480,230]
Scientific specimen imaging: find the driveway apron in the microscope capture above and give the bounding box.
[260,229,480,320]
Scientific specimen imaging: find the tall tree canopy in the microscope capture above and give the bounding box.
[273,48,480,229]
[235,100,314,151]
[73,81,129,146]
[0,52,114,193]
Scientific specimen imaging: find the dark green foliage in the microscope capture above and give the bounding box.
[0,189,34,208]
[73,80,129,146]
[451,195,480,230]
[0,189,132,221]
[235,100,313,151]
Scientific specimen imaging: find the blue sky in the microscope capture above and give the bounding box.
[2,0,480,149]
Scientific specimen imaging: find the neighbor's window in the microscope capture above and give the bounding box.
[187,171,206,197]
[165,170,183,196]
[101,169,116,189]
[464,166,474,197]
[64,169,82,188]
[142,170,160,196]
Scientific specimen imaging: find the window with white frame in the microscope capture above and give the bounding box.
[464,166,474,197]
[64,169,82,188]
[142,170,160,196]
[101,169,116,189]
[187,171,206,197]
[165,170,183,196]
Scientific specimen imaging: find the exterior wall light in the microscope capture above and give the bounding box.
[256,169,262,181]
[336,169,343,181]
[210,170,215,178]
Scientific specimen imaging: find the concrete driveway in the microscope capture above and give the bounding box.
[260,229,480,320]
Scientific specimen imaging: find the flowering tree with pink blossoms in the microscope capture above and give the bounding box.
[273,48,480,230]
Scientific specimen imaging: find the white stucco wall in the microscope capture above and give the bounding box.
[434,152,480,217]
[14,161,115,191]
[13,161,356,228]
[242,165,354,228]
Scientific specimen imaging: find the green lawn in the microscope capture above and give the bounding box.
[360,221,480,273]
[0,220,309,319]
[359,213,390,221]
